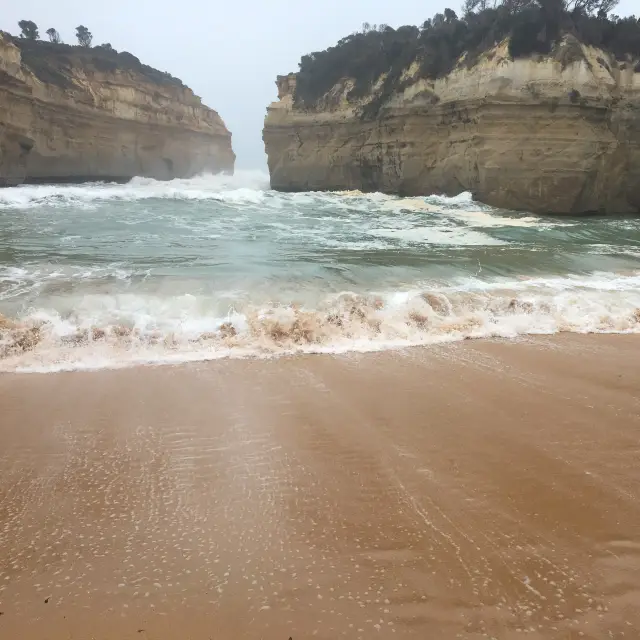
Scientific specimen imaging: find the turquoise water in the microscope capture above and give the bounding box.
[1,171,640,371]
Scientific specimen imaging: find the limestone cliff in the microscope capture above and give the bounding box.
[0,34,234,185]
[263,39,640,214]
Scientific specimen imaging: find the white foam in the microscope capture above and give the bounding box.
[329,191,565,230]
[1,176,563,237]
[369,227,506,246]
[2,177,640,372]
[0,170,271,209]
[446,209,557,228]
[425,191,475,206]
[2,272,640,373]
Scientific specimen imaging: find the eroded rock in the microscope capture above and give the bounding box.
[263,41,640,215]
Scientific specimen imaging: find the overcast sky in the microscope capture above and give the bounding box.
[2,0,637,169]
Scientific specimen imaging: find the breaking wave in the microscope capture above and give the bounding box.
[0,171,562,231]
[2,273,640,372]
[2,171,640,372]
[0,171,271,209]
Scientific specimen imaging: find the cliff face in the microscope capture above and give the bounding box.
[263,39,640,214]
[0,34,234,185]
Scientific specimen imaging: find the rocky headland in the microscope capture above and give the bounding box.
[0,33,234,185]
[263,5,640,214]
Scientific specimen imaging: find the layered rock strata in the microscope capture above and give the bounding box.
[263,40,640,214]
[0,34,234,185]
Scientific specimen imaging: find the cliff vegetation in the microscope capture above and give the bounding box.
[3,25,185,91]
[0,23,234,185]
[294,0,640,118]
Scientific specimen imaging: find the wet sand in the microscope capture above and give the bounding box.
[1,335,639,639]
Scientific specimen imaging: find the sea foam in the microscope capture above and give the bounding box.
[2,273,640,372]
[1,172,639,372]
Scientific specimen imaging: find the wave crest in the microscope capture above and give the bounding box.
[3,277,640,372]
[0,170,271,209]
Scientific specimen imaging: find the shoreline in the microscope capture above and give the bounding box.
[2,330,640,376]
[1,333,640,639]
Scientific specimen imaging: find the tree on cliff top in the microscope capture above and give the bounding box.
[566,0,619,14]
[462,0,619,15]
[75,25,92,47]
[18,20,39,40]
[293,0,638,111]
[46,28,61,44]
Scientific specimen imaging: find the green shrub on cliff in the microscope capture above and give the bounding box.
[295,24,420,109]
[3,32,185,89]
[5,32,184,90]
[294,0,640,114]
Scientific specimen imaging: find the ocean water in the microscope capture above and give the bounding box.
[1,170,640,372]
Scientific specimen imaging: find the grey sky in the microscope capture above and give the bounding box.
[2,0,637,169]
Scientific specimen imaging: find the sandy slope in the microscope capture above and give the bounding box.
[1,334,639,639]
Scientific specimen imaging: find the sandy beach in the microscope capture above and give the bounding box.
[1,334,639,639]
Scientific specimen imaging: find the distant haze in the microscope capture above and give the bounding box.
[2,0,637,169]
